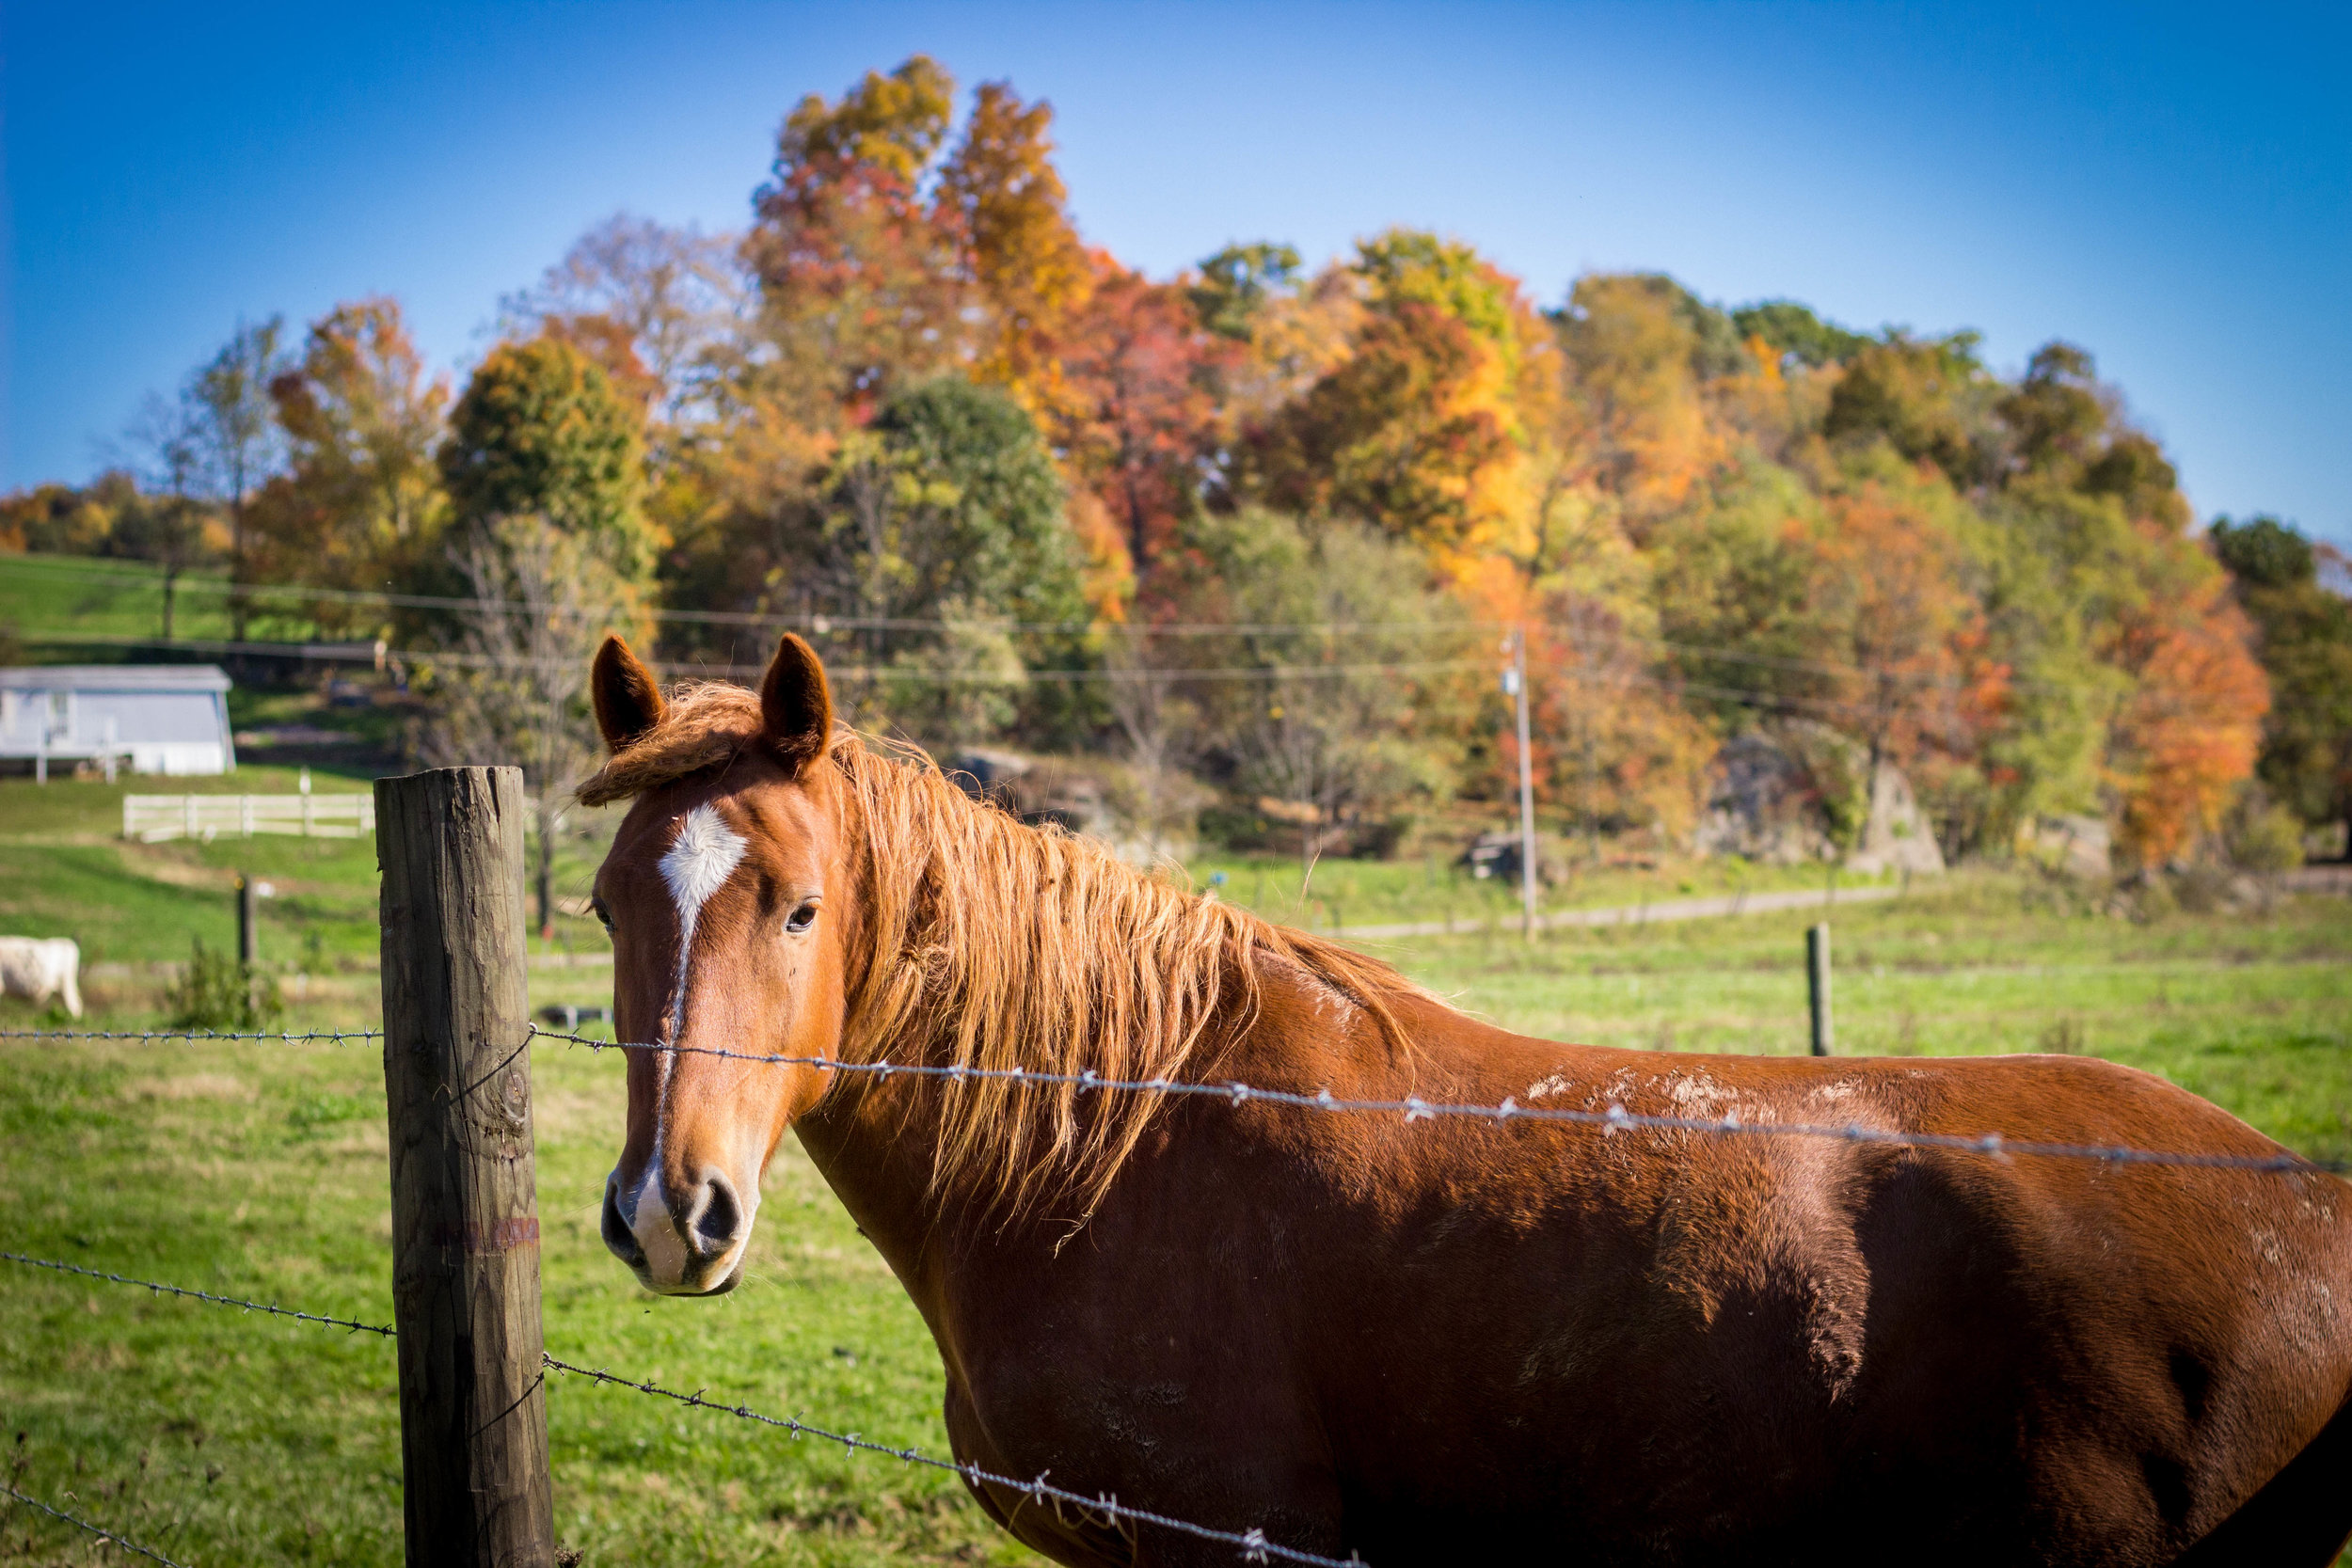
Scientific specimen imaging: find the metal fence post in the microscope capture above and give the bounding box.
[376,766,555,1568]
[1807,922,1834,1057]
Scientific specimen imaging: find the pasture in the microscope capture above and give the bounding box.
[2,765,2349,1564]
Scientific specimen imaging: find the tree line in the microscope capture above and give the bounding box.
[6,54,2347,871]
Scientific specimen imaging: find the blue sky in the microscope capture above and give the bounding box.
[6,2,2346,543]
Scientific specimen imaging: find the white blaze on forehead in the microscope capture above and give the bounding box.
[661,803,749,918]
[657,803,749,1044]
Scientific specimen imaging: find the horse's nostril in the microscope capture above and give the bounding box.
[691,1172,743,1254]
[601,1180,646,1269]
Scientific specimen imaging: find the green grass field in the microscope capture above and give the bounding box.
[2,763,2348,1564]
[0,551,334,654]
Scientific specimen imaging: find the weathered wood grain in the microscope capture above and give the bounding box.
[376,766,554,1568]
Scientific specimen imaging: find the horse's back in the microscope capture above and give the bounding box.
[1293,996,2352,1563]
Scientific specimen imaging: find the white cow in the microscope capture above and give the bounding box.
[0,937,82,1019]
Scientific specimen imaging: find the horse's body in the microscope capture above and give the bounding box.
[580,635,2352,1567]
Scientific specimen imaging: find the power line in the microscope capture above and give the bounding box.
[20,565,1493,638]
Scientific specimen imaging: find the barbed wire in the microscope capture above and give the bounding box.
[0,1022,2331,1174]
[1,1241,1351,1564]
[0,1481,189,1567]
[0,1252,395,1336]
[0,1027,381,1045]
[540,1354,1358,1567]
[526,1024,2344,1176]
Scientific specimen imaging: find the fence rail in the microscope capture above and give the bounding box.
[123,792,374,843]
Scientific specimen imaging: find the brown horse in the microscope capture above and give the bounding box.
[578,632,2352,1567]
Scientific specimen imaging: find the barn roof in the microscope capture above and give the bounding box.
[0,664,232,693]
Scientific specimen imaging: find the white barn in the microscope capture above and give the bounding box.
[0,665,237,778]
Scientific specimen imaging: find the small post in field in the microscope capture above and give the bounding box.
[376,766,555,1568]
[1807,922,1834,1057]
[235,873,260,967]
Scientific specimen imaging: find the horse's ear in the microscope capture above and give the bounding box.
[760,633,834,770]
[592,635,665,752]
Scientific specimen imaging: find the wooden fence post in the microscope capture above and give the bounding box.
[376,766,555,1568]
[1807,922,1834,1057]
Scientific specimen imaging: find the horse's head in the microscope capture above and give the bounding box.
[585,633,848,1295]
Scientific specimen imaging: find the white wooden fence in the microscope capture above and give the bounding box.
[123,793,376,843]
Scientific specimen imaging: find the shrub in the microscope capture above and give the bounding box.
[162,939,283,1032]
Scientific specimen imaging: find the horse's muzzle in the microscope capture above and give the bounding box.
[603,1164,752,1295]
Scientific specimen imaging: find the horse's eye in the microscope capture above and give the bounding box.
[591,897,613,931]
[785,902,819,934]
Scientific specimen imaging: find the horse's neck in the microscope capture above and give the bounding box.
[789,1076,972,1300]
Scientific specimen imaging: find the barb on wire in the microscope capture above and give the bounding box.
[541,1354,1359,1567]
[1,1480,189,1567]
[527,1024,2343,1177]
[0,1027,381,1045]
[1,1252,395,1337]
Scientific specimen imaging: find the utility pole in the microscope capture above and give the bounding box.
[1503,626,1538,940]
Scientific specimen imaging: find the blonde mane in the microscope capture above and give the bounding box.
[578,682,1420,1220]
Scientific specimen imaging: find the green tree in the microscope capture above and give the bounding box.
[772,375,1087,742]
[1822,331,1998,487]
[1730,300,1867,369]
[1176,509,1467,863]
[439,336,654,580]
[1189,243,1301,341]
[2211,515,2352,853]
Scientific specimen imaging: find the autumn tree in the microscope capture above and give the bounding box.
[2211,515,2352,852]
[246,299,449,626]
[1986,344,2265,863]
[746,55,967,420]
[183,318,291,638]
[1054,265,1228,591]
[1553,274,1733,523]
[501,214,744,423]
[938,80,1093,407]
[1245,300,1511,552]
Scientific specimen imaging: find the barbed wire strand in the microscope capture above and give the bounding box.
[0,1252,394,1336]
[539,1354,1358,1567]
[0,1481,189,1568]
[526,1024,2344,1176]
[0,1022,2331,1174]
[0,1028,381,1045]
[0,1247,1348,1565]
